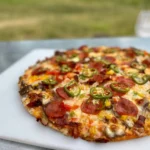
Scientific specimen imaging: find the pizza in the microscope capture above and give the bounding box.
[18,46,150,142]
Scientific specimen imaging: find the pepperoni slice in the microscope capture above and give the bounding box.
[78,45,88,51]
[45,101,66,118]
[89,62,105,73]
[56,87,70,99]
[79,52,88,60]
[32,67,47,75]
[116,76,135,87]
[114,97,138,116]
[142,59,150,67]
[88,74,110,84]
[103,56,116,63]
[81,101,103,114]
[126,49,136,58]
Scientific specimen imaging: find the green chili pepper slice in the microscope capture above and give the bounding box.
[131,74,150,85]
[56,55,66,62]
[69,54,80,62]
[132,47,144,56]
[81,68,98,78]
[90,86,112,99]
[110,64,120,73]
[61,64,71,73]
[78,74,87,80]
[104,48,116,53]
[43,76,57,85]
[147,89,150,94]
[100,58,110,65]
[131,62,146,71]
[110,82,130,93]
[64,80,81,97]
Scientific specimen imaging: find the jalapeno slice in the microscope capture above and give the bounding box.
[147,89,150,94]
[131,74,150,85]
[100,58,110,65]
[90,86,112,99]
[64,80,81,97]
[43,76,57,85]
[131,62,146,71]
[56,55,66,62]
[132,47,144,56]
[69,54,80,62]
[61,64,71,73]
[103,48,116,53]
[110,82,130,93]
[81,68,98,78]
[110,64,120,73]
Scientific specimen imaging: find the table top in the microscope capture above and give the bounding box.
[0,37,150,150]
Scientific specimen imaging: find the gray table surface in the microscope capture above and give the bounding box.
[0,37,150,150]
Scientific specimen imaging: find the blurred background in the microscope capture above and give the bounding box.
[0,0,150,41]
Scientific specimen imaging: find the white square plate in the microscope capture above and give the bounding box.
[0,49,150,150]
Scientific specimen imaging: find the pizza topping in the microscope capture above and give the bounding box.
[135,115,146,128]
[104,99,112,109]
[103,48,116,53]
[61,64,71,73]
[81,68,98,78]
[27,93,43,107]
[43,76,57,85]
[19,83,31,96]
[56,75,64,83]
[130,61,146,72]
[32,67,47,76]
[142,59,150,67]
[133,48,145,56]
[27,100,42,107]
[81,100,103,114]
[109,64,121,73]
[89,62,105,73]
[110,82,130,93]
[55,55,66,62]
[131,74,150,85]
[114,97,138,116]
[90,86,112,99]
[116,76,135,87]
[28,93,42,101]
[45,101,66,118]
[78,45,89,51]
[64,80,81,97]
[126,49,136,58]
[64,104,79,111]
[55,50,64,56]
[103,56,116,63]
[56,87,70,99]
[88,74,109,85]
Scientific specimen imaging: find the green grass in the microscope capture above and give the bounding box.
[0,0,150,41]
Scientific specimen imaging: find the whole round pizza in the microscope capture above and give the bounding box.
[18,46,150,142]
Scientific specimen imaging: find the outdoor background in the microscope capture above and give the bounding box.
[0,0,150,41]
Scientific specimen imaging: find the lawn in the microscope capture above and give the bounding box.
[0,0,150,41]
